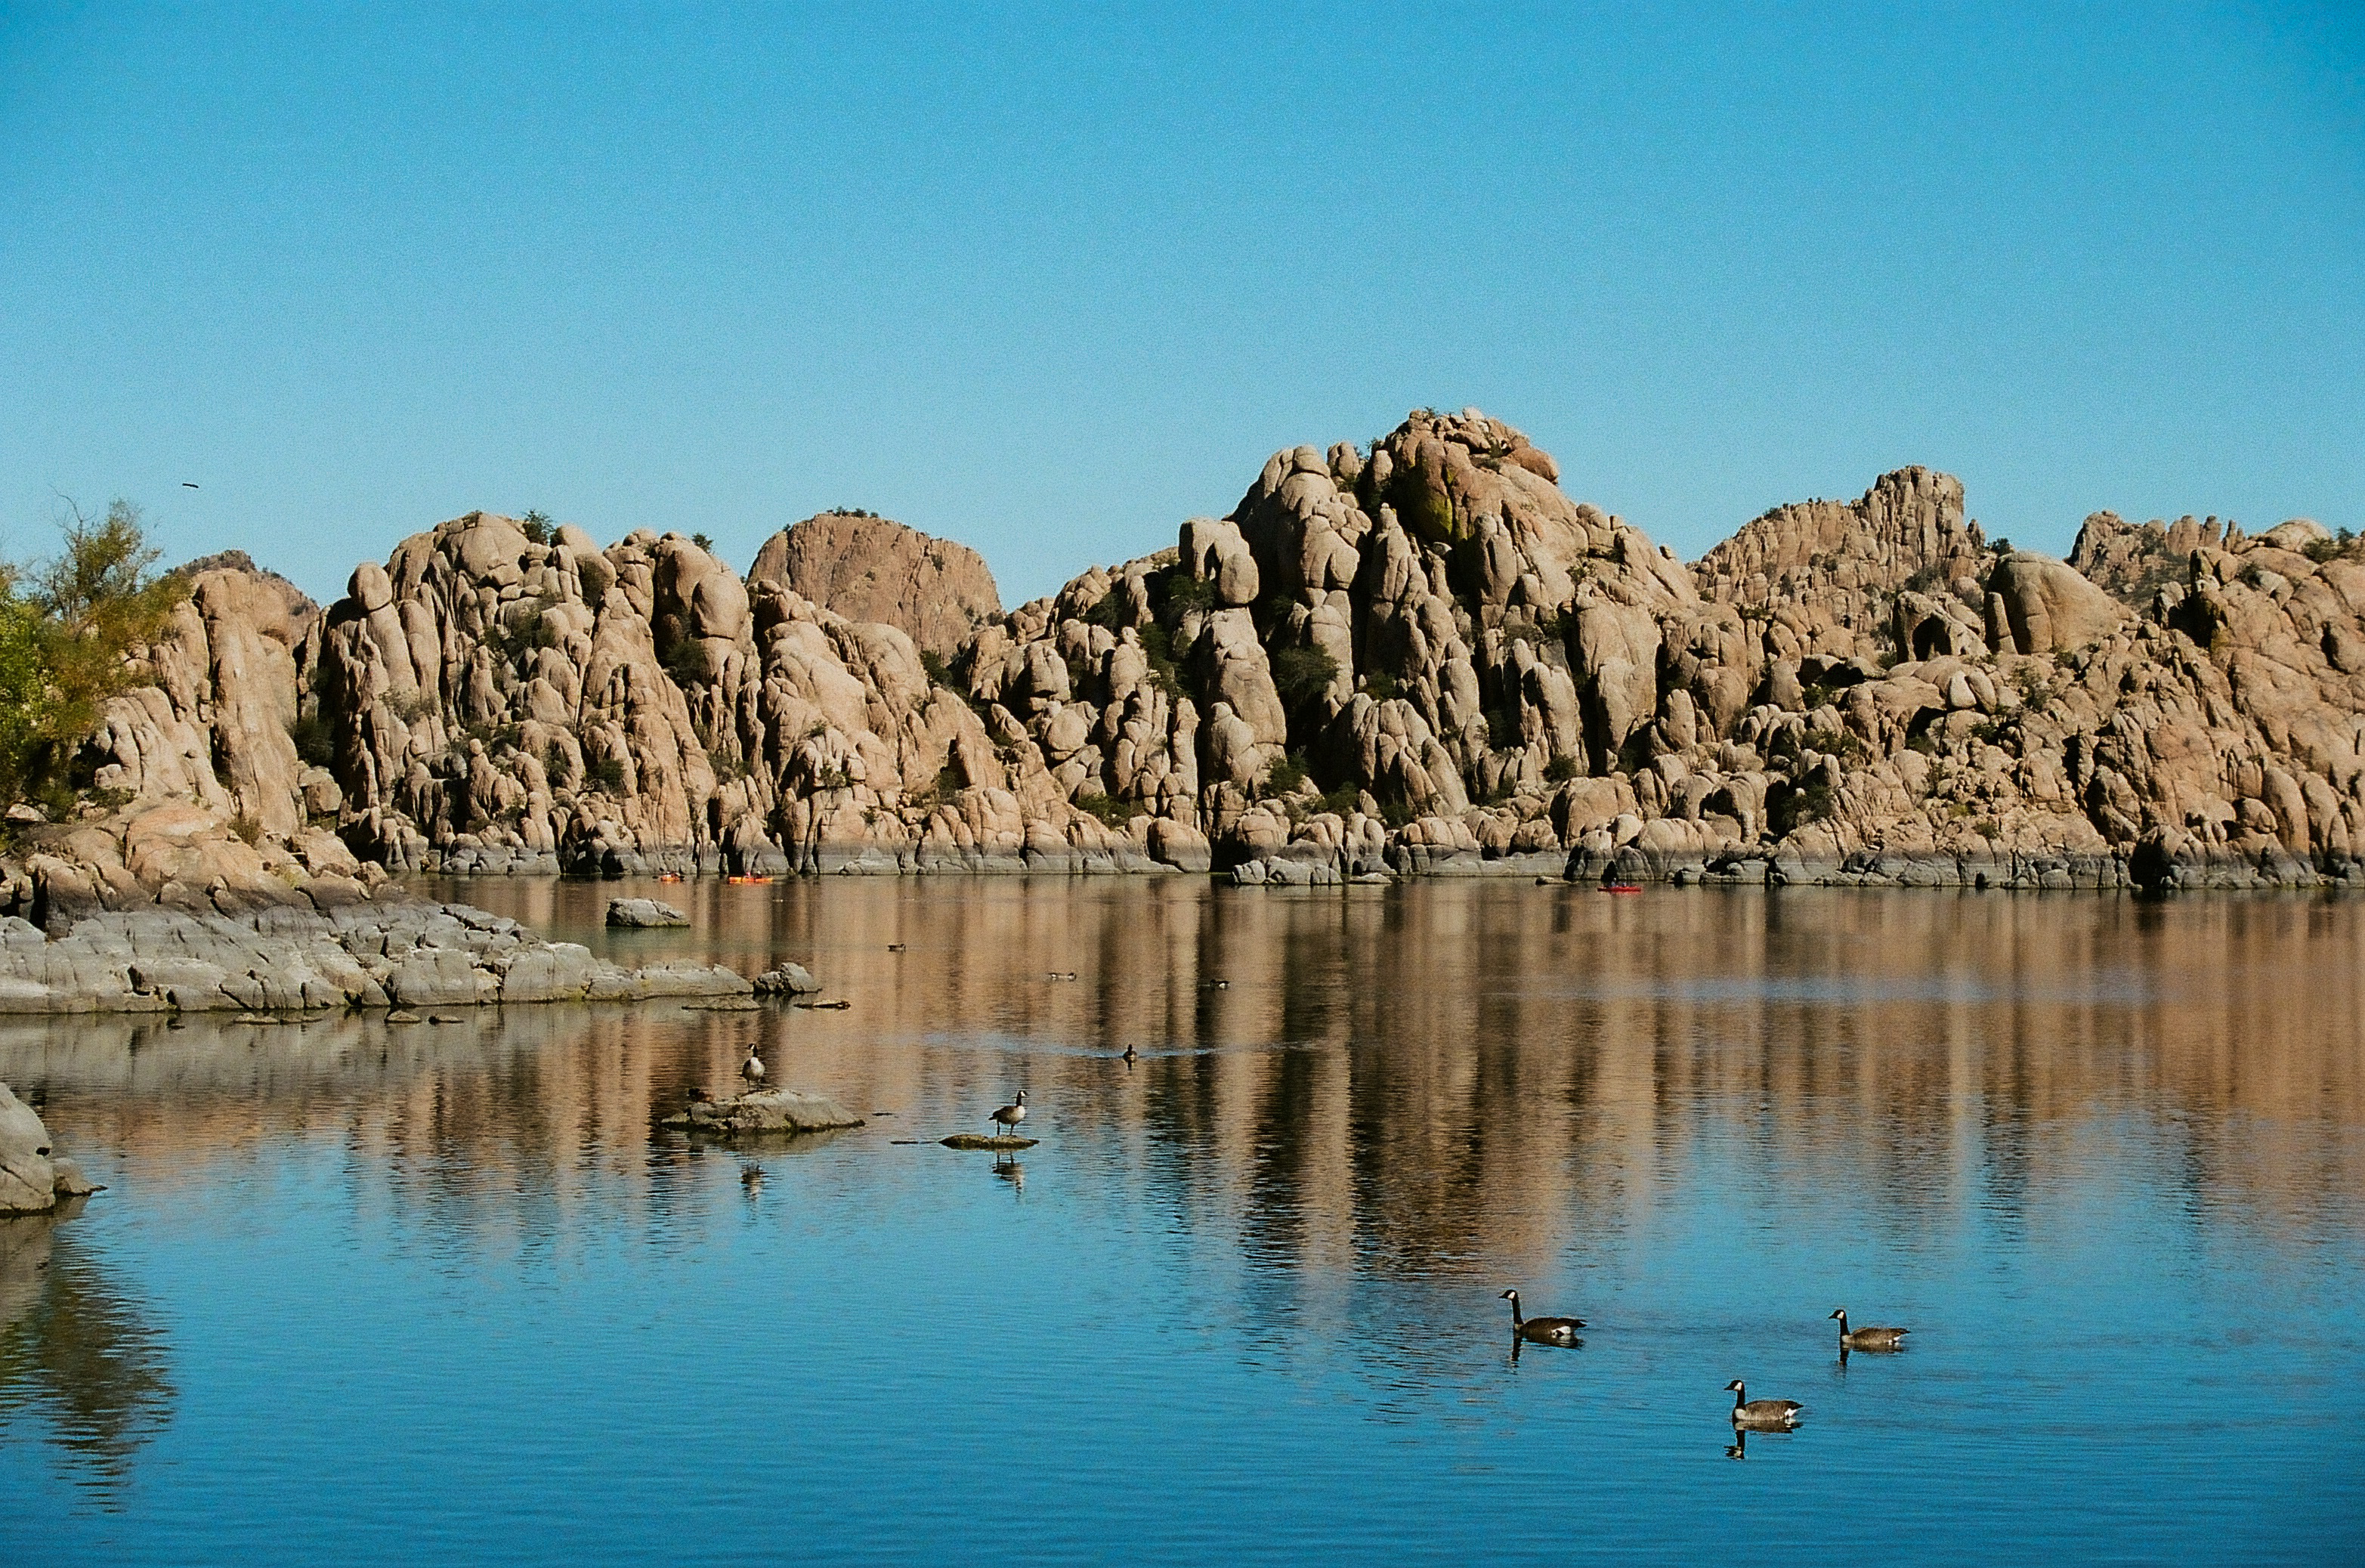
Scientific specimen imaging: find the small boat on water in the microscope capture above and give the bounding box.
[1600,883,1643,895]
[727,875,774,885]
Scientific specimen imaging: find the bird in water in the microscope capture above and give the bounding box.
[1725,1380,1804,1428]
[1121,1044,1138,1065]
[1830,1307,1909,1352]
[741,1166,765,1193]
[1500,1289,1584,1346]
[990,1089,1028,1140]
[741,1046,765,1084]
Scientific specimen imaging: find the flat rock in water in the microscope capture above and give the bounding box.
[607,897,690,928]
[683,998,759,1012]
[660,1089,865,1136]
[938,1133,1040,1151]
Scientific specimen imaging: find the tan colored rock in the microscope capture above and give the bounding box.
[748,513,1000,663]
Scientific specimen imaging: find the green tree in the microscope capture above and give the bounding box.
[0,501,191,811]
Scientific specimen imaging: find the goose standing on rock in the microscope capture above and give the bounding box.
[1500,1289,1584,1346]
[741,1046,765,1084]
[1725,1380,1803,1428]
[989,1090,1028,1141]
[1831,1308,1909,1351]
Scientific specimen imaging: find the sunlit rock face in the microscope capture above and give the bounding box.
[18,409,2365,895]
[747,512,1002,666]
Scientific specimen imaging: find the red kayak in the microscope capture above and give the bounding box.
[1600,883,1643,894]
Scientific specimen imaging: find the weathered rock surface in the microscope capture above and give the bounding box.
[0,902,747,1013]
[0,1082,85,1214]
[607,897,689,928]
[17,408,2365,898]
[747,512,1003,663]
[660,1087,865,1135]
[753,963,821,994]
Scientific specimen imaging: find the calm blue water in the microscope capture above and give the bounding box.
[4,880,2360,1563]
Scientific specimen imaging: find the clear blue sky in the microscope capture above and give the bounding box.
[2,2,2359,606]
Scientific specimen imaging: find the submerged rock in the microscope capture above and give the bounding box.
[661,1088,865,1136]
[938,1133,1039,1151]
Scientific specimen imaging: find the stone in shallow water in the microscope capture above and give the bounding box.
[660,1089,865,1136]
[607,898,690,928]
[938,1133,1040,1152]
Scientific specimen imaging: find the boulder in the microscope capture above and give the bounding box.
[660,1088,865,1135]
[1985,554,2125,655]
[753,963,821,995]
[747,512,1002,663]
[607,897,690,928]
[0,1083,70,1214]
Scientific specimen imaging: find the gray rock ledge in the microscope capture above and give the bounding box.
[0,903,750,1013]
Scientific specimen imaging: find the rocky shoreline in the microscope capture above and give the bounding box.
[0,898,747,1015]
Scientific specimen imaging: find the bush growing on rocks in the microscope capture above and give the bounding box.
[0,502,190,815]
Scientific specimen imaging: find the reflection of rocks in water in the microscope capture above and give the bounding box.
[0,1208,174,1502]
[6,880,2365,1290]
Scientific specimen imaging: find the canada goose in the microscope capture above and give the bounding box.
[989,1090,1028,1139]
[1830,1308,1909,1351]
[1201,978,1229,990]
[1499,1289,1584,1345]
[741,1047,765,1084]
[1725,1380,1803,1427]
[887,942,904,952]
[1121,1044,1137,1063]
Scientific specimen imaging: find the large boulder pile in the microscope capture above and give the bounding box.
[21,408,2365,894]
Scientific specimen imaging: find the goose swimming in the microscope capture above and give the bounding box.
[1500,1289,1584,1346]
[1725,1380,1803,1428]
[1830,1308,1909,1351]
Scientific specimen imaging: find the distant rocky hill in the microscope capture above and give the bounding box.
[6,406,2362,929]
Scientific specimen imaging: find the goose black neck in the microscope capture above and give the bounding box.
[1507,1297,1523,1328]
[1731,1384,1745,1410]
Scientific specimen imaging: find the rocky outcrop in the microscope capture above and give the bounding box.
[660,1087,864,1135]
[1,1082,97,1213]
[0,902,748,1013]
[23,408,2365,896]
[747,512,1002,663]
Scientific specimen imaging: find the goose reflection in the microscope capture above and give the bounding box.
[994,1161,1025,1198]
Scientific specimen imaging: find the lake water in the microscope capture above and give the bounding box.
[4,879,2361,1563]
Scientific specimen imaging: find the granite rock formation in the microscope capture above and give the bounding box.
[747,511,1003,664]
[11,407,2365,898]
[0,1081,98,1213]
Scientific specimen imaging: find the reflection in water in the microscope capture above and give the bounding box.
[6,879,2352,1285]
[0,880,2360,1560]
[0,1206,173,1504]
